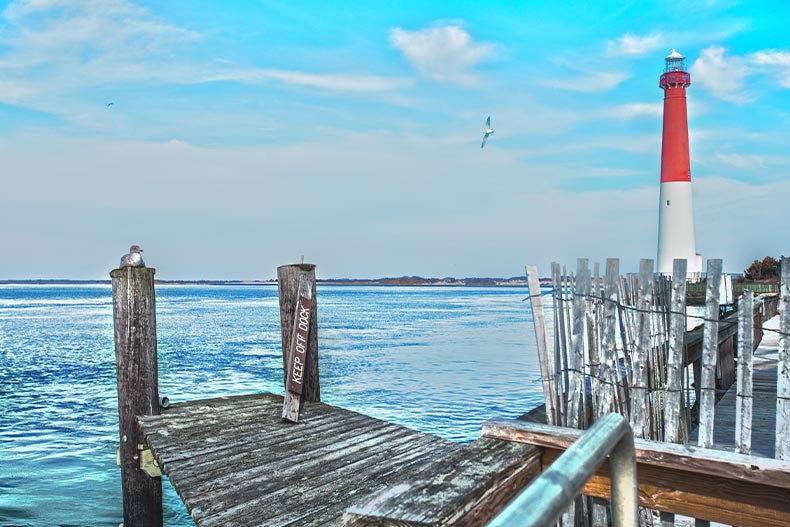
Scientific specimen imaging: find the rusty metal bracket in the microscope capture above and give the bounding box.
[137,443,162,477]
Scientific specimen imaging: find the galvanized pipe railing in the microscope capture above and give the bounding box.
[486,413,638,527]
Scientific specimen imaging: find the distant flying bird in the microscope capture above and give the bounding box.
[107,102,114,107]
[120,245,145,268]
[481,116,494,149]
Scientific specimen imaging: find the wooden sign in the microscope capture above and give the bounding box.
[286,292,311,394]
[282,273,312,422]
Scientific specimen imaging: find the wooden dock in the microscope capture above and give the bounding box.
[692,315,782,457]
[137,392,540,527]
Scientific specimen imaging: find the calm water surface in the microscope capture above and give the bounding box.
[0,284,543,526]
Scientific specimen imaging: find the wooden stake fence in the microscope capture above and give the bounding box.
[526,256,786,526]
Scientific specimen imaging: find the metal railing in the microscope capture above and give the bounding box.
[486,413,638,527]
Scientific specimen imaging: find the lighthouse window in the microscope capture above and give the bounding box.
[666,200,671,207]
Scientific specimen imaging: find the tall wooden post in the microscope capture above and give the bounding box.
[278,263,320,402]
[111,266,163,527]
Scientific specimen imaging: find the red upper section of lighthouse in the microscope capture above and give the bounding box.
[660,49,692,183]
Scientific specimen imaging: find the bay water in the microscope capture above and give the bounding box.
[0,284,543,526]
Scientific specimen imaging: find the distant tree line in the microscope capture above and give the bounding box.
[742,256,783,282]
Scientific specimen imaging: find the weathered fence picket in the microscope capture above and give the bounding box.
[525,257,786,527]
[527,265,557,425]
[568,259,588,430]
[777,257,790,461]
[596,259,619,418]
[630,259,653,439]
[660,260,688,527]
[735,291,755,455]
[698,259,723,449]
[553,263,568,426]
[664,258,688,443]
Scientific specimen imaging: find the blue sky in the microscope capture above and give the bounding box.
[1,0,788,279]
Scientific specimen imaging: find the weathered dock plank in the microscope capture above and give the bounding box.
[137,392,457,526]
[342,437,542,527]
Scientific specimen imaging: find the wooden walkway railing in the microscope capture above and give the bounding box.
[481,417,790,527]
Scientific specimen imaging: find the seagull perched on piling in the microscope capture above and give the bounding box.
[120,245,145,268]
[481,116,494,149]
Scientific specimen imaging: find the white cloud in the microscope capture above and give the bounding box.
[0,0,201,104]
[749,50,790,88]
[708,152,789,171]
[0,0,411,117]
[3,0,69,19]
[0,132,652,278]
[2,131,786,279]
[690,46,752,103]
[607,32,663,56]
[694,176,790,271]
[543,71,629,93]
[1,0,199,69]
[389,24,494,84]
[751,50,790,67]
[207,69,412,93]
[603,102,663,119]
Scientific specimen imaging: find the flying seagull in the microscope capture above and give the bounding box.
[107,102,114,107]
[481,116,494,149]
[120,245,145,268]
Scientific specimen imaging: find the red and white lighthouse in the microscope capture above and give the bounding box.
[657,49,702,275]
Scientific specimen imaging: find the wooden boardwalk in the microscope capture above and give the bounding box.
[136,392,539,527]
[692,316,782,457]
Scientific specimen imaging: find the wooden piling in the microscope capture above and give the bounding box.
[277,264,320,403]
[110,266,163,527]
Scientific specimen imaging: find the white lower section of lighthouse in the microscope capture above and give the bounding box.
[657,181,702,275]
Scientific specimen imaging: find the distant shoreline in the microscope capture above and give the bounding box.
[0,277,549,287]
